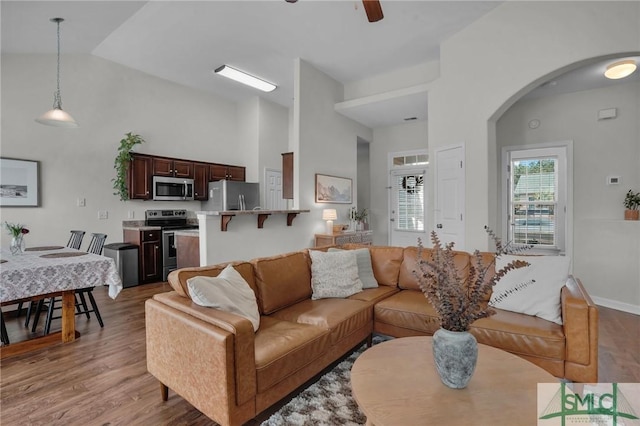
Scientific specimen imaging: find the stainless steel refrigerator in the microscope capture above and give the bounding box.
[201,180,260,211]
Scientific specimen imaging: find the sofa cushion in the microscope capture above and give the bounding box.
[470,308,566,360]
[309,250,363,300]
[376,289,566,361]
[368,246,404,287]
[399,247,496,306]
[168,261,256,300]
[329,247,378,289]
[374,289,440,335]
[270,298,372,345]
[252,251,312,315]
[490,255,570,325]
[187,264,260,331]
[399,247,471,291]
[254,316,331,393]
[348,285,399,305]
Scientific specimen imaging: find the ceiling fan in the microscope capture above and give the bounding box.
[285,0,384,23]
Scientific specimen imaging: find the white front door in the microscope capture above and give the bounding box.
[390,168,428,247]
[434,144,465,248]
[264,169,286,210]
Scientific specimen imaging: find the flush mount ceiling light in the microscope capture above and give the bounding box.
[604,59,637,80]
[35,18,78,128]
[213,65,276,92]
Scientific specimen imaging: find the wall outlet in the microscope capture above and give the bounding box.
[98,210,108,220]
[77,197,86,207]
[127,210,135,219]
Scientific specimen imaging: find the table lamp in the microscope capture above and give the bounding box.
[322,209,337,234]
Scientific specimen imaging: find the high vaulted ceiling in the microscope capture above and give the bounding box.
[2,1,638,128]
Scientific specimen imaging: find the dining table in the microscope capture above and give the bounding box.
[0,245,122,358]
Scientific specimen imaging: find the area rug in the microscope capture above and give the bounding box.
[261,336,388,426]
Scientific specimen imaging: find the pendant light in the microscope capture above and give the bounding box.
[35,17,78,128]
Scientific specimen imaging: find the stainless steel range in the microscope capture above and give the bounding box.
[145,209,198,281]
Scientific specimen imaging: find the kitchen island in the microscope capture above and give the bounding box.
[196,210,312,266]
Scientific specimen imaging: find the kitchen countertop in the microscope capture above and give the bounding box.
[197,209,310,215]
[174,229,200,236]
[123,226,161,231]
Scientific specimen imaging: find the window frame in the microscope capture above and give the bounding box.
[501,141,573,256]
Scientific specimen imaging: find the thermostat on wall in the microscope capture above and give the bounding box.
[607,175,621,185]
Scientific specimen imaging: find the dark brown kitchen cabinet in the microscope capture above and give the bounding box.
[153,157,194,178]
[126,153,245,200]
[193,162,209,200]
[124,229,161,283]
[210,164,246,182]
[127,154,152,200]
[282,152,293,199]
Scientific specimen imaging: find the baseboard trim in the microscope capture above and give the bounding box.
[592,296,640,315]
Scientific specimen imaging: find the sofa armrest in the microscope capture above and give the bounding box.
[146,292,257,423]
[561,276,598,382]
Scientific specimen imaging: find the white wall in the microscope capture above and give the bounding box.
[497,81,640,312]
[198,59,373,265]
[295,58,373,231]
[428,1,640,251]
[370,120,428,245]
[236,97,260,183]
[357,140,371,213]
[257,98,290,207]
[1,54,239,248]
[344,61,439,100]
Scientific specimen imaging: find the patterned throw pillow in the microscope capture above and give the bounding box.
[187,264,260,331]
[309,250,364,300]
[328,248,378,289]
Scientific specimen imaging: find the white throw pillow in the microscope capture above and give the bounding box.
[187,264,260,331]
[328,248,378,289]
[490,255,571,325]
[309,250,364,300]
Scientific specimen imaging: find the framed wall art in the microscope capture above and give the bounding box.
[0,158,40,207]
[315,173,352,204]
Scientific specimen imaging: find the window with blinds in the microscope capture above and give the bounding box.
[393,172,425,231]
[506,145,567,252]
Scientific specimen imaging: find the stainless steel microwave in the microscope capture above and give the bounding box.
[152,176,194,201]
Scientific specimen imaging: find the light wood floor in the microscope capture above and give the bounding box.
[1,283,638,425]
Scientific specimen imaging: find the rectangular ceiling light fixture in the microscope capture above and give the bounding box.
[214,65,276,92]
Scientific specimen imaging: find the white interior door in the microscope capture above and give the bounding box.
[264,169,286,210]
[434,144,465,248]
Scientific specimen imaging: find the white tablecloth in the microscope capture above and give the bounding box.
[0,247,123,303]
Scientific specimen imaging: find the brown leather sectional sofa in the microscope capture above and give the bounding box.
[145,245,598,426]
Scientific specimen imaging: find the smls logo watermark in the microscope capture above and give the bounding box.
[538,383,640,425]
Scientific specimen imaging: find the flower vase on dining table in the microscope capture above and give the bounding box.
[10,235,25,255]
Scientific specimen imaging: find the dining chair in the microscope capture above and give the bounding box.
[67,230,86,250]
[1,308,9,345]
[72,233,107,326]
[23,230,87,330]
[31,233,107,334]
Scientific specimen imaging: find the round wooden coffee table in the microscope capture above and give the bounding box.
[351,336,557,426]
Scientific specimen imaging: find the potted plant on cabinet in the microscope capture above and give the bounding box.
[624,190,640,220]
[113,132,145,201]
[353,208,368,231]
